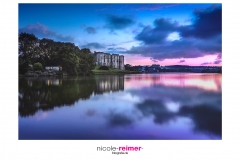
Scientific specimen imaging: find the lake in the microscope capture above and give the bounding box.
[19,73,222,140]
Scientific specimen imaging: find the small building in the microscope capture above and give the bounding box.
[148,67,156,73]
[151,64,160,68]
[45,66,60,71]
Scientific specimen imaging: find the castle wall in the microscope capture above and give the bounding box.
[104,53,111,67]
[111,54,119,69]
[94,52,124,70]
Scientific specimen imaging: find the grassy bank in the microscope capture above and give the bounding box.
[92,66,141,75]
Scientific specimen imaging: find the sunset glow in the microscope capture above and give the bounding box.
[19,4,222,66]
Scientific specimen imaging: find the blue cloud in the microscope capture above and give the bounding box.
[179,60,185,63]
[19,23,74,42]
[201,62,212,65]
[80,42,105,49]
[179,6,222,39]
[130,4,179,11]
[85,27,97,34]
[104,14,135,31]
[126,37,221,60]
[135,18,179,44]
[128,5,222,60]
[150,58,159,63]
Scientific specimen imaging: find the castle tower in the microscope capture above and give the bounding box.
[111,54,119,69]
[94,52,105,66]
[119,55,124,70]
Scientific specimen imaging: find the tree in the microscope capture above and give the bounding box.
[145,66,149,72]
[18,33,96,76]
[18,32,39,59]
[33,62,43,71]
[19,58,30,74]
[124,64,132,70]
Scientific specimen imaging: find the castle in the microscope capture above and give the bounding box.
[93,52,124,70]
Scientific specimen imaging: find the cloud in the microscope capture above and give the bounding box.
[138,22,146,28]
[130,4,179,11]
[95,4,114,12]
[179,59,185,63]
[201,52,222,65]
[134,6,222,44]
[95,4,178,12]
[80,42,105,49]
[107,112,133,127]
[128,78,222,108]
[86,109,96,116]
[126,6,222,61]
[150,58,159,63]
[108,47,126,51]
[179,104,222,136]
[214,53,222,64]
[137,99,222,136]
[179,6,222,39]
[80,24,97,34]
[104,14,135,31]
[126,37,221,60]
[201,62,212,65]
[213,59,222,64]
[136,99,176,124]
[85,27,97,34]
[19,23,74,42]
[107,47,127,54]
[135,18,179,44]
[80,24,87,28]
[106,43,117,47]
[129,80,222,136]
[216,53,222,59]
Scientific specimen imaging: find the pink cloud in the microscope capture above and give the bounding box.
[124,54,221,66]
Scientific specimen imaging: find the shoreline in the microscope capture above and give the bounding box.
[19,71,221,77]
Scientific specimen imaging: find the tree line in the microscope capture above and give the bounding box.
[18,33,95,76]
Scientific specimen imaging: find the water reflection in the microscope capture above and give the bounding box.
[94,75,124,94]
[19,76,96,116]
[125,73,221,91]
[19,75,124,116]
[19,73,222,139]
[179,104,222,136]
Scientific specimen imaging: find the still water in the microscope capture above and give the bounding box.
[19,73,222,140]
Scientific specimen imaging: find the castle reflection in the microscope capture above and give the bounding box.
[94,75,124,94]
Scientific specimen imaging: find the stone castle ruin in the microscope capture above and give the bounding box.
[93,52,124,70]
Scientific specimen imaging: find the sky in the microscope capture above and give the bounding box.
[19,3,222,66]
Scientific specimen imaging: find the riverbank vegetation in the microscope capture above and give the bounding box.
[92,65,141,75]
[19,33,95,76]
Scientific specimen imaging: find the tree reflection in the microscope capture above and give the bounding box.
[19,75,125,117]
[19,77,96,116]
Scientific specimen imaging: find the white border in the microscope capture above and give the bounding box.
[1,1,240,160]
